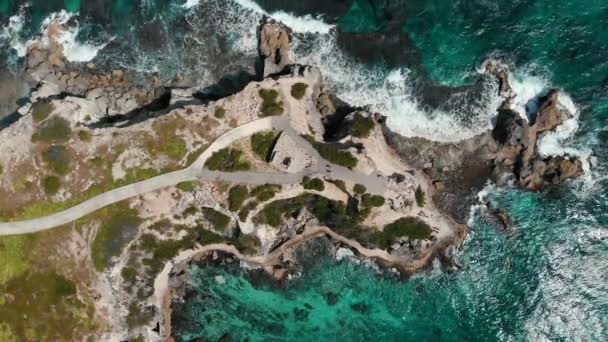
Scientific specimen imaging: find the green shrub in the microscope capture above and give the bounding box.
[305,136,358,168]
[362,194,385,207]
[251,184,280,202]
[383,217,432,242]
[228,185,249,211]
[415,185,425,207]
[92,207,142,271]
[251,131,278,161]
[214,106,226,119]
[202,208,231,232]
[291,82,308,100]
[42,176,61,195]
[302,177,325,191]
[259,89,284,117]
[348,113,375,138]
[176,181,196,192]
[31,101,54,122]
[205,148,251,172]
[43,145,70,175]
[77,130,92,142]
[32,116,72,143]
[353,184,366,195]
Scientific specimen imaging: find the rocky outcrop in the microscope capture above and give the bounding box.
[491,89,581,190]
[259,18,292,78]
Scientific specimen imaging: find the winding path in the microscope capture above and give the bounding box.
[0,116,386,235]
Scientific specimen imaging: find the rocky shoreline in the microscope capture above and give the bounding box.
[0,12,587,341]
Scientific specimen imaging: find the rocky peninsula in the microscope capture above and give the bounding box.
[0,15,584,342]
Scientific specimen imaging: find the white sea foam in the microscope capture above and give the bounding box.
[2,10,110,63]
[40,11,111,63]
[509,69,550,120]
[181,0,200,9]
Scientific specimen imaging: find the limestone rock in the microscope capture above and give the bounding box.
[259,18,292,77]
[533,90,567,133]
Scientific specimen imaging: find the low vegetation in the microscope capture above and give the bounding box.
[145,115,188,160]
[251,131,278,161]
[348,113,375,138]
[251,184,281,202]
[0,235,32,286]
[228,185,249,211]
[32,116,72,143]
[305,136,358,168]
[42,175,61,196]
[291,82,308,100]
[361,193,385,208]
[238,201,259,222]
[214,106,226,119]
[302,176,325,191]
[415,185,426,207]
[376,217,433,249]
[176,181,196,192]
[31,101,54,122]
[353,184,366,195]
[77,130,92,142]
[205,148,251,172]
[91,206,142,271]
[202,208,231,232]
[43,145,71,175]
[258,89,284,117]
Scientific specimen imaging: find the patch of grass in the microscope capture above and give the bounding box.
[251,131,278,161]
[353,184,366,195]
[302,176,325,191]
[145,115,189,160]
[32,116,72,144]
[348,113,375,138]
[43,175,61,195]
[415,185,426,207]
[31,101,54,123]
[202,208,231,232]
[214,106,226,119]
[0,235,32,285]
[176,181,196,192]
[0,163,3,175]
[91,206,142,271]
[251,184,281,202]
[291,82,308,100]
[228,185,249,211]
[305,136,358,168]
[127,303,155,329]
[163,139,188,160]
[205,148,251,172]
[0,271,95,342]
[258,89,284,117]
[77,130,92,142]
[43,145,71,175]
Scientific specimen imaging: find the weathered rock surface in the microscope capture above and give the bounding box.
[259,18,292,78]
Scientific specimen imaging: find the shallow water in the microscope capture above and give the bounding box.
[1,0,607,340]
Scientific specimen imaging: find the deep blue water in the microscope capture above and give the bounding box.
[1,0,607,340]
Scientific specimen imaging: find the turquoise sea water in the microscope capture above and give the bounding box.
[1,0,607,340]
